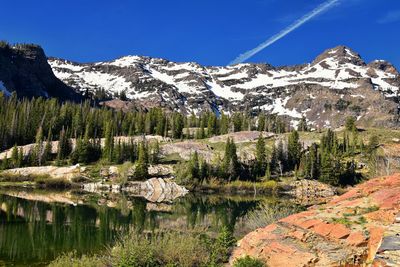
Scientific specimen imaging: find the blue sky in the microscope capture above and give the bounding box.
[1,0,400,67]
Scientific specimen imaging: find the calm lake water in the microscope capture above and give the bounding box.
[0,189,297,266]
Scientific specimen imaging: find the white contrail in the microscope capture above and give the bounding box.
[230,0,340,65]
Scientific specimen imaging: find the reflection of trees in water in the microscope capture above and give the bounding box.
[0,193,266,265]
[178,194,261,232]
[0,194,142,265]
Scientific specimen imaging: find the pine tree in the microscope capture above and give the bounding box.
[71,137,83,164]
[207,113,217,137]
[297,117,308,132]
[150,140,160,164]
[287,130,301,171]
[11,144,19,168]
[257,114,266,132]
[43,130,53,163]
[190,151,200,181]
[114,140,123,164]
[199,159,208,184]
[134,142,149,180]
[308,143,319,179]
[56,127,71,162]
[222,138,240,181]
[265,163,271,180]
[17,148,24,167]
[1,155,9,170]
[172,113,184,139]
[220,112,229,134]
[35,126,44,166]
[255,133,267,178]
[271,140,285,176]
[103,122,114,162]
[345,116,357,132]
[232,113,242,132]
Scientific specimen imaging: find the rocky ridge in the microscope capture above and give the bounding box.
[49,46,400,128]
[0,43,81,100]
[230,174,400,266]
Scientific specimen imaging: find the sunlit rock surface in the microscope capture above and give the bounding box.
[83,178,188,203]
[230,174,400,266]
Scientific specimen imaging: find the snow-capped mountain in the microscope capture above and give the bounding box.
[49,46,400,128]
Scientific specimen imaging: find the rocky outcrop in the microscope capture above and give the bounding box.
[160,141,214,162]
[208,131,274,144]
[83,178,188,203]
[0,43,81,100]
[282,179,337,205]
[230,174,400,266]
[1,165,84,180]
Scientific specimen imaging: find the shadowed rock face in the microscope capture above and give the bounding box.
[0,44,81,100]
[230,174,400,266]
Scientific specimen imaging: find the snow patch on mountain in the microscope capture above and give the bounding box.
[48,45,400,127]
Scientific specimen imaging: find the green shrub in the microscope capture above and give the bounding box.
[210,226,237,263]
[242,202,304,233]
[48,251,104,267]
[110,231,211,267]
[233,256,265,267]
[35,177,72,189]
[0,173,36,182]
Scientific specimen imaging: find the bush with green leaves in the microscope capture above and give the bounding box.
[233,256,265,267]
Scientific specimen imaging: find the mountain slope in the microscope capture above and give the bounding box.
[0,43,81,101]
[49,46,400,128]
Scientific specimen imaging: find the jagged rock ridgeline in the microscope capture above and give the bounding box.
[1,41,399,128]
[230,174,400,266]
[0,43,81,100]
[49,45,400,128]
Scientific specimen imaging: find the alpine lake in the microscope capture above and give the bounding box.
[0,187,302,266]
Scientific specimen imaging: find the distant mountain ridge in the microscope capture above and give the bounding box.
[0,41,399,128]
[48,45,400,128]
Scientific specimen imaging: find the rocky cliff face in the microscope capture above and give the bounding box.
[49,46,400,128]
[0,43,81,100]
[230,174,400,266]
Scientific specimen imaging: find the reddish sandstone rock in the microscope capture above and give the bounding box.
[329,224,351,239]
[364,210,397,224]
[298,219,322,229]
[367,227,385,263]
[346,231,367,247]
[231,174,400,266]
[312,222,334,237]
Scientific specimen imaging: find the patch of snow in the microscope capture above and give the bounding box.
[261,97,302,118]
[110,56,143,67]
[351,94,365,99]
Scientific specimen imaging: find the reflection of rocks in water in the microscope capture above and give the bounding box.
[146,202,172,212]
[83,178,188,203]
[125,178,189,203]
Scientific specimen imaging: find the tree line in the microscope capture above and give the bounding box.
[178,118,379,187]
[0,93,296,151]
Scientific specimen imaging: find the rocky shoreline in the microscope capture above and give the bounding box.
[230,174,400,266]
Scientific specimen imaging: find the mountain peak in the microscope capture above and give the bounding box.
[367,60,399,76]
[312,45,365,66]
